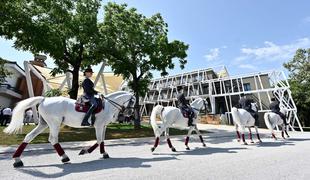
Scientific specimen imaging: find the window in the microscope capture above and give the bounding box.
[243,83,251,91]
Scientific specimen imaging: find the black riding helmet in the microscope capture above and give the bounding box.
[177,85,184,92]
[83,66,94,76]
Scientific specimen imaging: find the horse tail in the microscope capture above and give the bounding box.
[150,105,164,137]
[231,107,241,125]
[4,96,45,134]
[264,113,272,130]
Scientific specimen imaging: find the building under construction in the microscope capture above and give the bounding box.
[140,66,303,131]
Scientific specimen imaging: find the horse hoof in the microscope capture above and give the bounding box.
[243,142,248,145]
[171,147,177,152]
[13,161,24,168]
[151,147,156,152]
[258,140,262,143]
[103,154,110,159]
[186,147,190,150]
[202,143,206,147]
[251,141,254,144]
[237,139,240,142]
[61,157,70,163]
[79,149,87,155]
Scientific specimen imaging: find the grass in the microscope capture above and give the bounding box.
[0,123,208,146]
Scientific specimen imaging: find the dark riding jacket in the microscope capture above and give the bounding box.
[238,97,252,111]
[82,78,98,98]
[177,93,188,108]
[269,101,280,113]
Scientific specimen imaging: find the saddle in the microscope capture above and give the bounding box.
[75,96,104,114]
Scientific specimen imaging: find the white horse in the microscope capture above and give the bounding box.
[150,97,208,152]
[231,103,262,145]
[4,91,135,168]
[264,107,289,140]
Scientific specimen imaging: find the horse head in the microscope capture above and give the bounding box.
[105,92,136,116]
[280,105,288,117]
[190,97,207,111]
[251,102,258,112]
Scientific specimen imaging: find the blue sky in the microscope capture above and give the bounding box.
[1,0,310,77]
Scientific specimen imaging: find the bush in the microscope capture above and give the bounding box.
[44,88,64,97]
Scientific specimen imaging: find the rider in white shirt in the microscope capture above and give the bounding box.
[1,107,12,126]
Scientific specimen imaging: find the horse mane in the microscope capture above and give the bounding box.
[190,97,203,107]
[105,91,130,99]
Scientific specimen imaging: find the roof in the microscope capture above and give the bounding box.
[32,65,124,95]
[0,58,25,74]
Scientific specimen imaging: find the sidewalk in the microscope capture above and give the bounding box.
[0,124,297,154]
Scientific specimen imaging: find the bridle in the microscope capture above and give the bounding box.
[101,94,135,113]
[192,98,207,112]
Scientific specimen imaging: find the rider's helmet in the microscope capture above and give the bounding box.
[84,66,94,76]
[177,85,184,92]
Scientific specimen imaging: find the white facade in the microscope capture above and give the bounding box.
[0,61,25,108]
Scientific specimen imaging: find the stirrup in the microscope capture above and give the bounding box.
[81,122,91,126]
[188,123,194,127]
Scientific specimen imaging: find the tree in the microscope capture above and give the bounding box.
[283,48,310,127]
[44,88,67,97]
[0,58,12,83]
[100,3,189,128]
[0,0,105,99]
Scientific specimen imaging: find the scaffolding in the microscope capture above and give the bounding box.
[141,66,303,132]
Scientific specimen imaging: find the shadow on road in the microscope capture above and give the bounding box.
[286,138,310,142]
[17,156,177,178]
[256,137,310,147]
[153,146,247,156]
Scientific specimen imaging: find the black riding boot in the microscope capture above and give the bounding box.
[188,117,193,126]
[81,105,96,126]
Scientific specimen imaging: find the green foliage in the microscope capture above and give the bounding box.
[0,58,12,83]
[99,3,188,127]
[0,0,105,99]
[283,48,310,126]
[43,88,64,97]
[100,3,188,95]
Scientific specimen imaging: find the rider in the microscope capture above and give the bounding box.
[177,85,194,126]
[269,97,287,125]
[81,66,98,126]
[238,93,258,123]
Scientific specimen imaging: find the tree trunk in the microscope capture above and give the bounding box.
[69,66,80,99]
[131,77,141,129]
[134,91,141,129]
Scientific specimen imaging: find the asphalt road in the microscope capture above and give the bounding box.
[0,126,310,180]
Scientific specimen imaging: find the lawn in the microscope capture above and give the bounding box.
[0,123,207,146]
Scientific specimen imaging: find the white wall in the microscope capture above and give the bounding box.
[3,64,24,88]
[0,96,12,108]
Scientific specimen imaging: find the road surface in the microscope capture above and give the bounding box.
[0,125,309,180]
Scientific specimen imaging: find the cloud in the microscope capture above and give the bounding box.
[238,64,256,70]
[302,16,310,23]
[204,48,220,62]
[234,37,310,63]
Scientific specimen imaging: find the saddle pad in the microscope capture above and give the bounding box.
[75,99,103,113]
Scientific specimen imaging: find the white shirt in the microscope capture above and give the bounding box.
[2,108,12,116]
[26,109,33,116]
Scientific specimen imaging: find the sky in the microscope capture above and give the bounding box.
[1,0,310,77]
